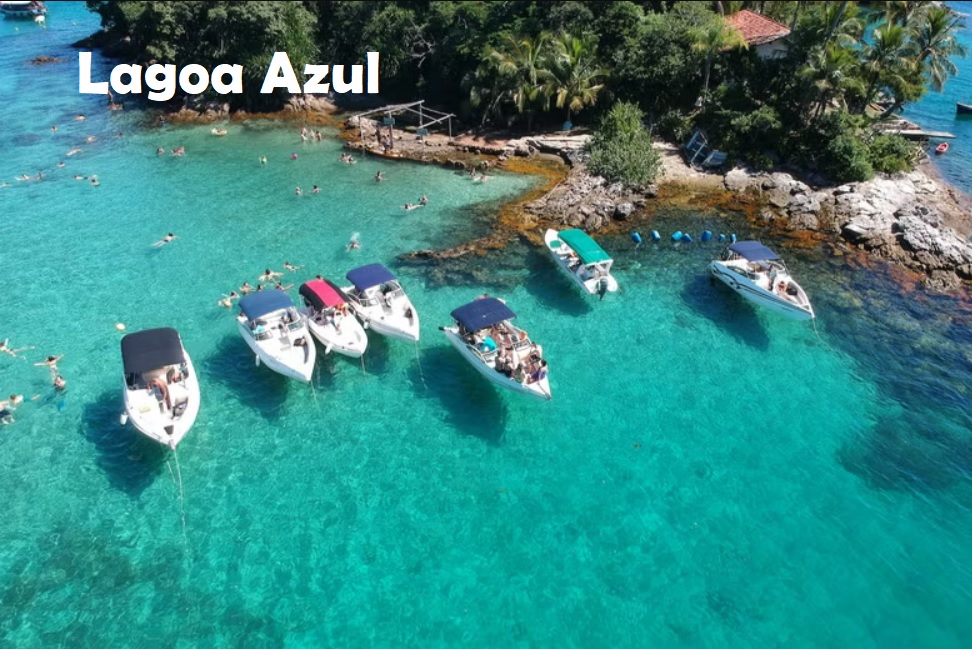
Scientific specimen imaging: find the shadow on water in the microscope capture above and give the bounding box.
[80,390,169,497]
[359,332,393,375]
[408,345,507,444]
[679,272,770,351]
[200,335,290,422]
[521,247,592,317]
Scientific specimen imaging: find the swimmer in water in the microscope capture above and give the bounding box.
[260,268,284,282]
[345,233,361,251]
[283,262,303,272]
[89,175,100,186]
[374,171,384,182]
[1,338,33,359]
[172,146,185,156]
[295,186,302,196]
[157,147,165,155]
[151,232,176,247]
[419,195,428,205]
[240,281,254,294]
[312,185,320,194]
[75,114,86,121]
[35,355,63,377]
[259,155,267,165]
[66,148,81,157]
[53,375,67,391]
[274,281,294,291]
[85,136,97,143]
[73,175,84,181]
[56,161,65,168]
[291,153,298,160]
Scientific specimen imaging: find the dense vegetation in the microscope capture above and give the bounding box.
[86,1,966,184]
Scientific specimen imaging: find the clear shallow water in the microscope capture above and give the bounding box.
[1,4,971,647]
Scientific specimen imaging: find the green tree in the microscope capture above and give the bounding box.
[907,4,968,93]
[690,20,747,107]
[798,43,863,118]
[469,31,552,129]
[543,32,608,122]
[587,102,661,186]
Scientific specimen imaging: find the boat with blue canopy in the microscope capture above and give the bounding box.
[710,240,815,320]
[544,229,619,297]
[440,296,551,401]
[236,290,316,381]
[341,263,420,342]
[119,327,200,448]
[299,279,368,358]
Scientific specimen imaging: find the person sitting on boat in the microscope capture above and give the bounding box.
[777,281,788,295]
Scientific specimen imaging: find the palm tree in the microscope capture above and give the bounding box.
[907,4,968,92]
[799,43,863,118]
[543,32,609,123]
[876,1,930,27]
[477,31,551,130]
[857,22,923,113]
[690,20,748,108]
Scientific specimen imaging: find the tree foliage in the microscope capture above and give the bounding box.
[587,102,661,187]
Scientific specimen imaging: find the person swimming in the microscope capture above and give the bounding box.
[240,281,254,294]
[284,262,302,272]
[66,148,81,157]
[157,147,165,155]
[172,146,185,156]
[296,186,302,196]
[35,355,63,377]
[0,338,33,359]
[53,375,66,391]
[312,185,320,194]
[259,155,267,165]
[151,232,176,247]
[291,153,299,160]
[274,281,294,291]
[260,268,284,282]
[419,195,428,205]
[345,232,361,251]
[374,171,384,182]
[89,175,100,186]
[85,136,97,143]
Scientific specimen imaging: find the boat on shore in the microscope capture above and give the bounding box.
[710,241,815,320]
[0,1,46,19]
[299,279,368,358]
[342,263,420,342]
[543,228,619,296]
[120,328,200,448]
[236,291,316,382]
[440,297,551,401]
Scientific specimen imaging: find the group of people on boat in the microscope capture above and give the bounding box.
[217,264,306,307]
[458,322,547,385]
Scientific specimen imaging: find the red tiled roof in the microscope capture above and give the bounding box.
[725,10,791,46]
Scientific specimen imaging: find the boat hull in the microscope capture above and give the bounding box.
[710,262,815,320]
[303,308,368,358]
[543,229,619,296]
[442,328,551,401]
[236,320,316,382]
[123,351,200,448]
[957,102,972,115]
[344,289,420,342]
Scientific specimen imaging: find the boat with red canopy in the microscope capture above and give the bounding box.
[299,279,368,358]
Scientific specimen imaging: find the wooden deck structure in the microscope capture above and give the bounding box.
[349,101,456,149]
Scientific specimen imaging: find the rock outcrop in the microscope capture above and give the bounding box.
[523,163,649,232]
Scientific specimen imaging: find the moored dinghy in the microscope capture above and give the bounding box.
[120,327,200,448]
[544,229,619,296]
[299,279,368,358]
[440,297,551,401]
[342,263,420,342]
[236,291,316,382]
[710,240,815,320]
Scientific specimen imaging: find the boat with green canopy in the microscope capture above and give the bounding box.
[544,229,619,297]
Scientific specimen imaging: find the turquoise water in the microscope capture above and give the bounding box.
[2,4,972,647]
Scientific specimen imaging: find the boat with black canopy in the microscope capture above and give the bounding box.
[236,291,316,382]
[299,278,368,358]
[0,1,47,20]
[119,327,200,448]
[342,263,420,342]
[440,297,552,400]
[710,241,815,320]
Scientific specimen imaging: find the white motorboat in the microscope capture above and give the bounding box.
[0,1,47,19]
[342,263,420,342]
[544,228,619,296]
[440,297,552,401]
[299,278,368,358]
[120,328,200,448]
[236,291,316,382]
[710,240,815,320]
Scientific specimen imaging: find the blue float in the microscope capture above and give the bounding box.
[631,232,642,244]
[730,233,737,243]
[671,231,683,242]
[650,230,661,242]
[683,233,694,243]
[718,234,726,242]
[701,230,712,242]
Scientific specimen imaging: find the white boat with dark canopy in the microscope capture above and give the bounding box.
[120,328,200,448]
[544,228,619,297]
[299,278,368,358]
[0,1,47,19]
[440,297,552,401]
[236,291,316,382]
[342,263,420,342]
[710,241,815,320]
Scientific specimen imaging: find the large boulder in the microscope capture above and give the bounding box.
[614,202,634,220]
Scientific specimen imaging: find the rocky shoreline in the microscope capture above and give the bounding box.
[342,117,971,292]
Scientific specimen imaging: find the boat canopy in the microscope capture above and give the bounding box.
[239,290,294,321]
[346,263,396,291]
[451,297,516,332]
[121,327,185,374]
[560,229,612,264]
[728,241,780,261]
[299,279,347,310]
